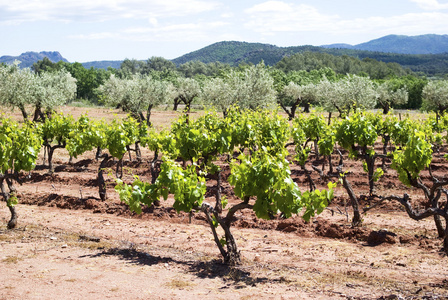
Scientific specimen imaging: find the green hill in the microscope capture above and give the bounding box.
[172,41,292,65]
[172,41,448,75]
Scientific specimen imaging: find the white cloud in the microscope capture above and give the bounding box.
[70,21,229,42]
[246,1,294,13]
[410,0,448,10]
[329,12,448,36]
[220,12,234,18]
[148,17,158,26]
[245,2,339,33]
[71,32,119,40]
[244,1,448,38]
[0,0,220,24]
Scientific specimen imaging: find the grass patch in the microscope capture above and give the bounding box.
[77,240,114,250]
[3,286,15,290]
[0,234,13,242]
[165,278,194,289]
[2,256,21,264]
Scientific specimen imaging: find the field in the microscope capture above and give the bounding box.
[1,106,448,299]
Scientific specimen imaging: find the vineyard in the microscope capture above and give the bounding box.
[1,105,448,299]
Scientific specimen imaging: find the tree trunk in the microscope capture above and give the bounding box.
[217,208,241,265]
[201,192,252,265]
[19,105,28,121]
[150,150,161,206]
[220,220,241,265]
[173,97,180,111]
[432,190,445,238]
[146,104,153,127]
[184,100,192,121]
[1,178,18,229]
[126,145,132,161]
[434,215,445,238]
[7,205,18,229]
[301,165,316,192]
[98,155,111,201]
[33,104,45,122]
[215,171,223,213]
[46,143,66,174]
[328,154,334,174]
[314,140,319,160]
[340,174,362,227]
[303,101,310,113]
[278,100,300,121]
[381,135,390,171]
[48,146,55,173]
[443,216,448,255]
[95,147,102,161]
[382,102,390,115]
[365,155,376,195]
[45,109,53,120]
[135,142,142,162]
[137,112,145,124]
[116,158,123,179]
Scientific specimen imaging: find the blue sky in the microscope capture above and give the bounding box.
[1,0,448,62]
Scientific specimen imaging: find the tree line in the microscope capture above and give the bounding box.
[0,55,445,119]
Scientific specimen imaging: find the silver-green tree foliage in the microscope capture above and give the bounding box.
[422,80,448,117]
[0,62,76,121]
[281,82,318,119]
[317,75,377,116]
[0,62,35,119]
[172,77,201,115]
[226,63,276,110]
[201,77,234,117]
[33,69,77,121]
[375,81,408,114]
[98,74,174,126]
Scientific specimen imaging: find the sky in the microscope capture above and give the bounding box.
[1,0,448,62]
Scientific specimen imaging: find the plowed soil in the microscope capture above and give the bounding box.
[1,107,448,299]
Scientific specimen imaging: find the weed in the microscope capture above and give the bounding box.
[2,256,21,264]
[165,278,194,289]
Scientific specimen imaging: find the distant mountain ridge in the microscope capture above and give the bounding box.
[322,34,448,54]
[171,34,448,67]
[0,51,69,68]
[1,34,448,74]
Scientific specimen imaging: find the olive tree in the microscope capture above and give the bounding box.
[172,77,201,116]
[134,76,175,127]
[98,74,174,126]
[0,63,76,121]
[317,75,377,116]
[280,82,318,119]
[201,77,234,117]
[422,80,448,120]
[226,63,277,110]
[200,63,276,116]
[375,81,408,114]
[32,69,77,121]
[0,62,35,120]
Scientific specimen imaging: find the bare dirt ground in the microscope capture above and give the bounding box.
[1,106,448,299]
